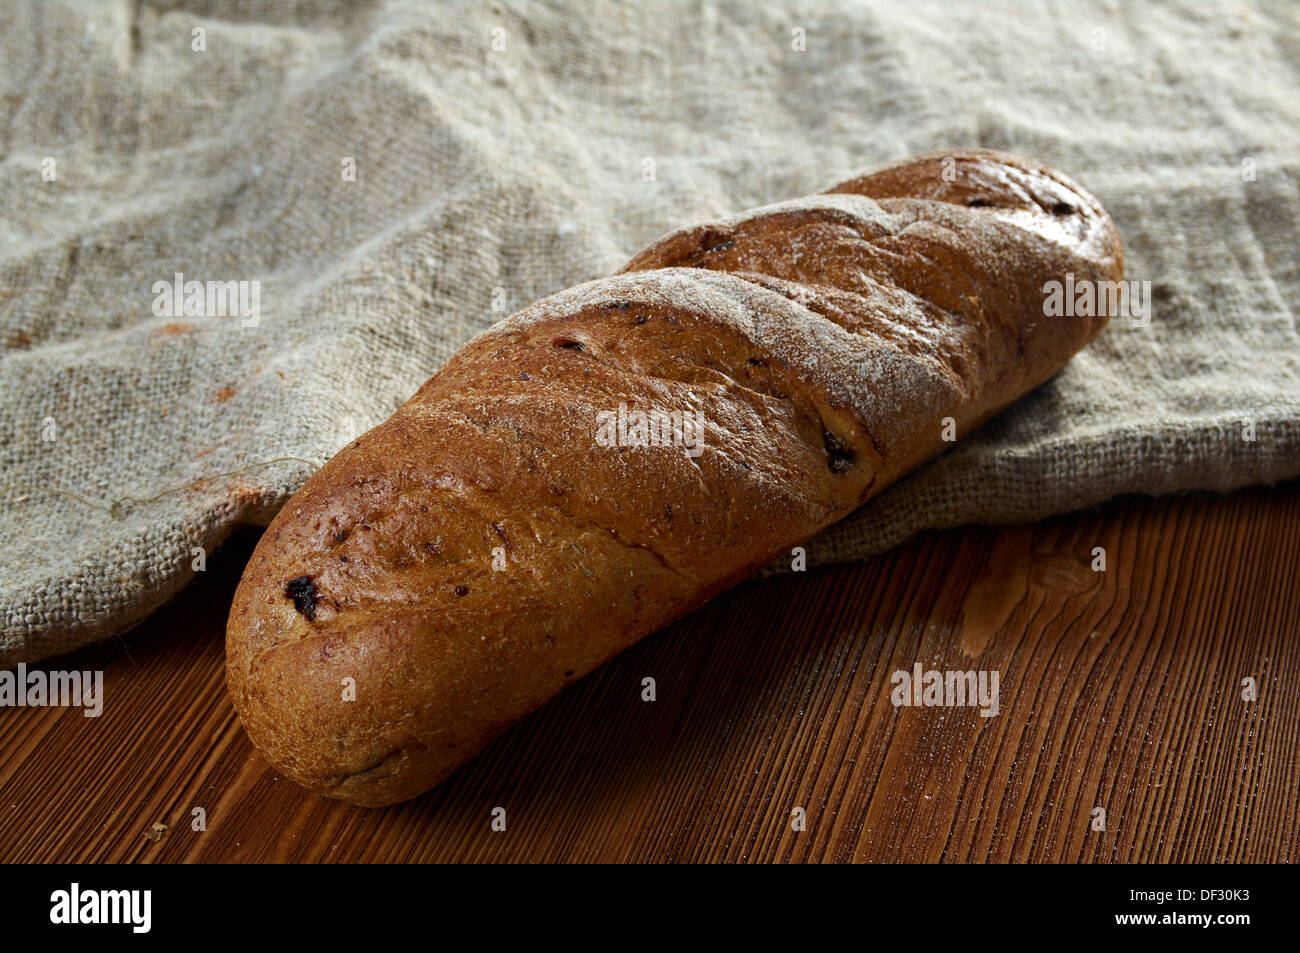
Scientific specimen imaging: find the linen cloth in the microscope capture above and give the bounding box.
[2,0,1298,663]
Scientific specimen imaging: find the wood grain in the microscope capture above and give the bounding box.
[1,482,1296,863]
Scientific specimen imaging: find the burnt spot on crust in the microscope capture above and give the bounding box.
[1051,201,1076,216]
[823,430,856,474]
[285,576,319,621]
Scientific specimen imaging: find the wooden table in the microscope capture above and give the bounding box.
[2,482,1296,863]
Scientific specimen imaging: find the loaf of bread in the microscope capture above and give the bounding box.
[226,150,1123,806]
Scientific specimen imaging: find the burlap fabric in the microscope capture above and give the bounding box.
[3,0,1298,664]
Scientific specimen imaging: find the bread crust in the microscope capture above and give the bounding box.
[226,150,1122,806]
